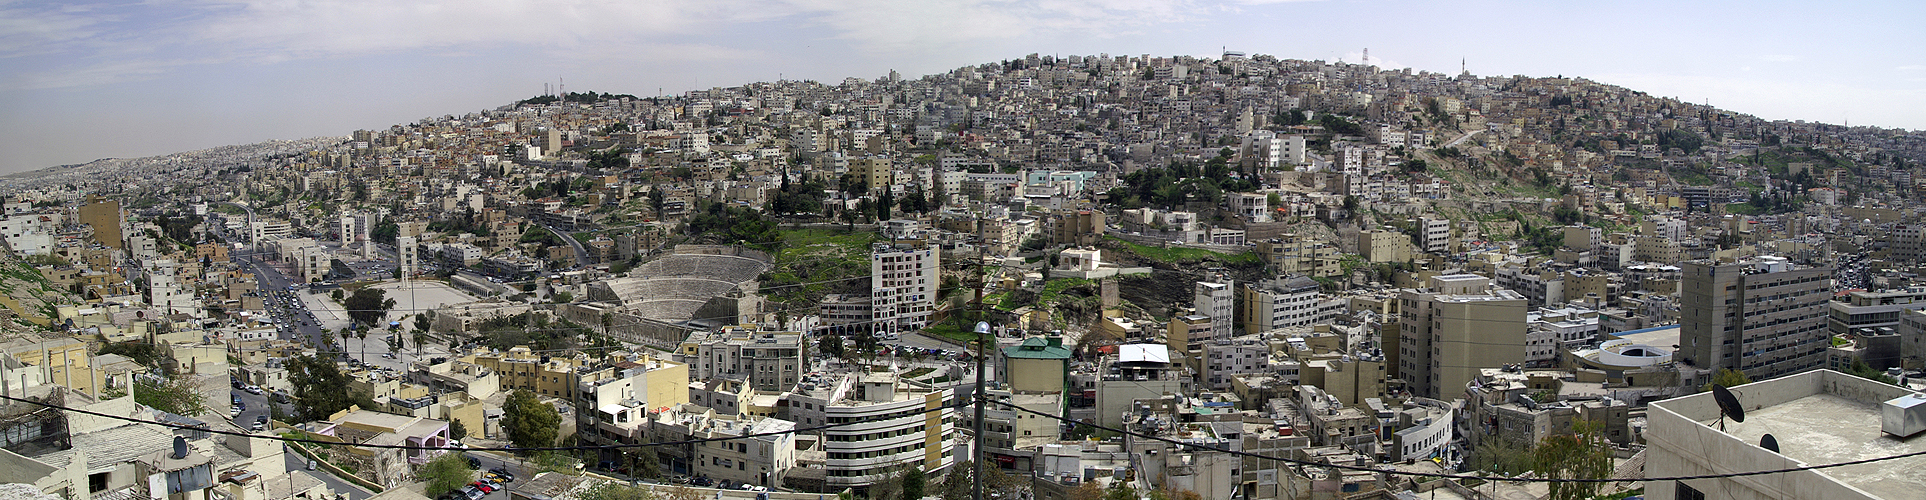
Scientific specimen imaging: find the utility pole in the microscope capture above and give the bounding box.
[972,211,987,500]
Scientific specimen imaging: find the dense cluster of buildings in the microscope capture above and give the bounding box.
[2,50,1926,500]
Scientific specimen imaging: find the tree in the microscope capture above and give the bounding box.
[449,418,469,440]
[877,190,893,221]
[503,389,560,450]
[1067,481,1104,500]
[288,355,377,421]
[631,449,662,479]
[663,485,703,500]
[135,375,209,416]
[580,482,656,500]
[343,288,396,327]
[901,465,925,500]
[1703,368,1752,391]
[1533,420,1614,500]
[418,451,474,497]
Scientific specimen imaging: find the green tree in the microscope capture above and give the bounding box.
[631,449,662,479]
[449,418,469,440]
[98,341,165,371]
[1703,368,1752,391]
[287,355,377,421]
[1533,420,1615,500]
[530,451,581,475]
[135,374,208,416]
[901,465,925,500]
[503,389,560,450]
[343,288,397,327]
[418,452,474,497]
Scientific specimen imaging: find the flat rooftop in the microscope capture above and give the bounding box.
[1611,324,1681,349]
[1709,393,1926,500]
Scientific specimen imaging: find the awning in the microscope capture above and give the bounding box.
[599,404,627,416]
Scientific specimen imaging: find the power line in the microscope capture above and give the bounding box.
[982,398,1926,484]
[0,392,964,454]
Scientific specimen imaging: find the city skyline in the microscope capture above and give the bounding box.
[0,0,1920,174]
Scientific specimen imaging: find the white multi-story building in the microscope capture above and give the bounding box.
[783,373,956,492]
[650,409,798,488]
[250,219,292,244]
[397,236,418,276]
[871,244,939,334]
[1202,337,1268,390]
[676,327,804,392]
[1228,192,1270,222]
[1240,276,1323,335]
[1418,216,1451,253]
[1194,281,1235,341]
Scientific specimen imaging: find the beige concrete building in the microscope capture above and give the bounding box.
[1000,336,1072,394]
[1360,227,1414,263]
[1645,370,1925,500]
[1397,274,1528,399]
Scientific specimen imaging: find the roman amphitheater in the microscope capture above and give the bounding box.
[565,245,773,345]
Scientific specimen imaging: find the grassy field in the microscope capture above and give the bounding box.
[1105,236,1260,265]
[761,228,878,304]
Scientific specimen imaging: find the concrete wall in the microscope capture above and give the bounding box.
[1644,370,1908,500]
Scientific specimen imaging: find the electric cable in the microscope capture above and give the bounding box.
[982,397,1926,484]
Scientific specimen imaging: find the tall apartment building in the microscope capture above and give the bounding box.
[1239,276,1322,334]
[1397,274,1528,399]
[1679,257,1831,380]
[1201,337,1269,390]
[1360,228,1414,263]
[849,156,893,192]
[871,244,939,335]
[1194,281,1235,341]
[1417,216,1452,254]
[77,196,123,249]
[677,327,804,392]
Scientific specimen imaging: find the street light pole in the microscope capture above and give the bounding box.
[971,211,988,500]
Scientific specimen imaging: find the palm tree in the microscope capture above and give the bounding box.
[356,328,369,362]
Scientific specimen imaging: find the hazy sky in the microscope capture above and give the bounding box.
[2,0,1921,174]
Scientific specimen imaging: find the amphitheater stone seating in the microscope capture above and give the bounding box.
[590,252,772,323]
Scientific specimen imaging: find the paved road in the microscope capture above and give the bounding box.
[544,224,591,266]
[228,387,294,430]
[1443,128,1483,148]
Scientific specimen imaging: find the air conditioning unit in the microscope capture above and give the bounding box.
[1882,393,1926,438]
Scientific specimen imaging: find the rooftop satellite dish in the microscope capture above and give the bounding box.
[1712,384,1746,423]
[1759,433,1779,453]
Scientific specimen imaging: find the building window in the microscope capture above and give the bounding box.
[1675,482,1705,500]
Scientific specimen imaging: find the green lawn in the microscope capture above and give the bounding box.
[775,228,877,261]
[1106,236,1259,265]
